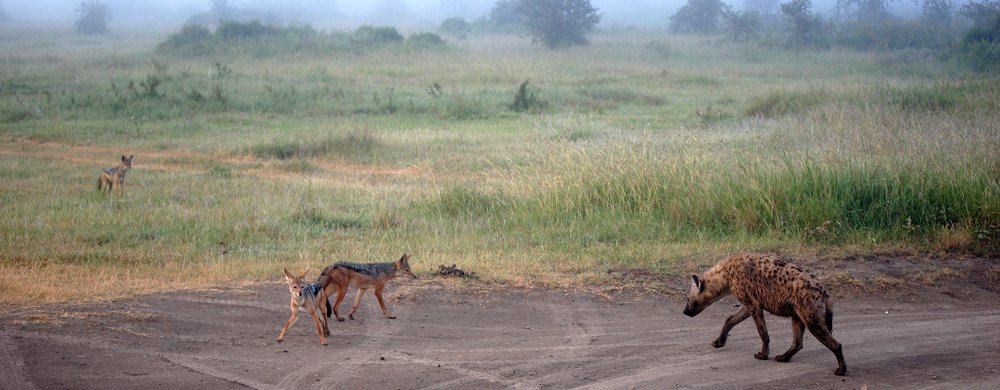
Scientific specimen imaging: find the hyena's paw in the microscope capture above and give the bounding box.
[774,353,792,362]
[711,339,726,348]
[754,351,768,360]
[834,366,847,376]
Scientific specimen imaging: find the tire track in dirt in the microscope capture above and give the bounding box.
[0,332,36,390]
[163,355,277,390]
[281,297,411,389]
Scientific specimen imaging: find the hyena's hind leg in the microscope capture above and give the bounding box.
[805,316,847,376]
[713,306,751,348]
[775,315,805,362]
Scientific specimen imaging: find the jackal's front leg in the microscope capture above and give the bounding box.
[348,288,367,320]
[374,286,395,319]
[277,310,298,342]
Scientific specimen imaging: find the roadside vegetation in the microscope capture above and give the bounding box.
[1,2,998,305]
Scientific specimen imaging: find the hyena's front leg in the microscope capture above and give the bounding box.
[750,308,770,360]
[714,306,750,348]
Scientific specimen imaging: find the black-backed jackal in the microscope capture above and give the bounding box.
[98,154,133,197]
[318,254,417,321]
[277,269,329,345]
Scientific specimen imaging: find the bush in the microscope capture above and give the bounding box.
[958,14,1000,73]
[354,25,404,46]
[439,17,470,36]
[510,80,544,112]
[157,24,215,56]
[75,1,111,35]
[406,32,446,48]
[836,20,955,51]
[216,20,275,40]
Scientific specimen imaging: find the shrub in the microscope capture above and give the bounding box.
[836,20,955,51]
[216,20,275,40]
[406,32,446,48]
[958,13,1000,73]
[354,25,404,46]
[439,17,470,36]
[157,24,215,56]
[510,80,544,112]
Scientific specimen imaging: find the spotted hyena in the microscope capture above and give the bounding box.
[683,253,847,376]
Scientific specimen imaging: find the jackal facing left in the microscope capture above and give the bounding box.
[98,154,133,197]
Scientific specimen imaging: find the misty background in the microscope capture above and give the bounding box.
[0,0,924,31]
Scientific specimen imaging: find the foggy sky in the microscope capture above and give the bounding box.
[0,0,926,30]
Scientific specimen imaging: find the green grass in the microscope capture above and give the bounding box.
[1,25,998,305]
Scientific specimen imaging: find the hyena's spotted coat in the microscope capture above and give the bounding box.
[683,253,847,376]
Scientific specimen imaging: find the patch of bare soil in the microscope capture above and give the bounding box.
[2,256,999,389]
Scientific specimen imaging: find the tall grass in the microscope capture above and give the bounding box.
[2,28,999,306]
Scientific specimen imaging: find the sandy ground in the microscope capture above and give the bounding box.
[2,258,1000,390]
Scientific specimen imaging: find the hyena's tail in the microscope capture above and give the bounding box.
[825,306,834,333]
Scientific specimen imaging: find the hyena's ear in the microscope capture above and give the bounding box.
[690,275,703,292]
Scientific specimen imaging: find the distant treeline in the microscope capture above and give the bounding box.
[157,21,446,57]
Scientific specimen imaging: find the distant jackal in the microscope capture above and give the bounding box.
[318,254,417,321]
[683,253,847,376]
[277,269,330,345]
[98,154,133,197]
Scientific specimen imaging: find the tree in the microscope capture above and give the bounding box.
[670,0,726,34]
[75,1,111,34]
[781,0,829,48]
[744,0,779,17]
[489,0,524,28]
[721,9,761,42]
[959,0,1000,27]
[836,0,897,25]
[922,0,955,29]
[516,0,601,48]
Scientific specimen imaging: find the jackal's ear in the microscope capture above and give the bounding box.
[283,268,294,280]
[690,275,702,291]
[299,269,309,279]
[121,155,127,162]
[399,254,410,263]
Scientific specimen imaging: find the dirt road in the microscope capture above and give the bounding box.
[2,275,999,389]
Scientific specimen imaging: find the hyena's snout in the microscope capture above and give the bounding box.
[683,301,703,317]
